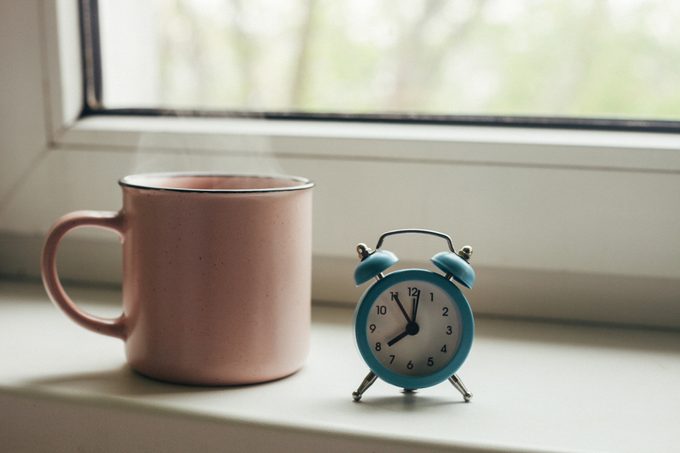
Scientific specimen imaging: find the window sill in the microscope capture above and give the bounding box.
[2,280,678,452]
[57,115,680,172]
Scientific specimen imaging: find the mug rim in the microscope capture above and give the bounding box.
[119,172,314,194]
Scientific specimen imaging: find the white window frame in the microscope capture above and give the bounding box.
[11,0,680,327]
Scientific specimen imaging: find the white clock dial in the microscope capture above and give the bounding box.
[365,279,463,377]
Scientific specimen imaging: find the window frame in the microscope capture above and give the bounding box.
[26,0,680,329]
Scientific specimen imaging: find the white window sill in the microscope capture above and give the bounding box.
[57,115,680,172]
[2,280,678,452]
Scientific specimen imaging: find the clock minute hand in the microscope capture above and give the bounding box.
[390,293,412,324]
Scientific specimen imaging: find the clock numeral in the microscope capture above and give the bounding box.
[375,342,382,351]
[406,360,414,370]
[376,305,387,315]
[369,323,377,333]
[446,325,453,335]
[430,292,434,302]
[408,287,421,304]
[427,357,434,367]
[442,307,449,317]
[389,354,395,364]
[389,292,399,301]
[441,344,447,353]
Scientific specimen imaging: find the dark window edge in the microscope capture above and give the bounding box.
[83,108,680,134]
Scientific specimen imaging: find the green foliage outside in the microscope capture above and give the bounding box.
[110,0,680,120]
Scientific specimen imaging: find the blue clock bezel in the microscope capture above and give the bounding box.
[354,269,474,390]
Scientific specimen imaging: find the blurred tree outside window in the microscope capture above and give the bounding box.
[98,0,680,121]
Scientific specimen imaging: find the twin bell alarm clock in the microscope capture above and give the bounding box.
[351,229,475,402]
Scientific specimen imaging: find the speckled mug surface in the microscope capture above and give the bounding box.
[41,173,314,385]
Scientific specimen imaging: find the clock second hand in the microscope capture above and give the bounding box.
[412,296,419,323]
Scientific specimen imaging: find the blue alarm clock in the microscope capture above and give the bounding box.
[351,229,475,402]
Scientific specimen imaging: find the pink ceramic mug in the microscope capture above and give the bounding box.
[41,173,313,385]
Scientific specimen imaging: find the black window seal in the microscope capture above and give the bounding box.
[78,0,680,134]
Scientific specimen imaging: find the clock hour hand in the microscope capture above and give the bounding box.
[390,293,412,324]
[387,321,420,347]
[387,330,409,347]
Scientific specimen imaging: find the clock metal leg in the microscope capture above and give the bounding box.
[352,371,377,402]
[448,374,472,402]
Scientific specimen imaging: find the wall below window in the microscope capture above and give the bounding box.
[1,0,679,329]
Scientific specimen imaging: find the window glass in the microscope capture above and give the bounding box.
[98,0,680,121]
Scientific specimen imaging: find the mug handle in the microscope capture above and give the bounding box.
[41,210,127,340]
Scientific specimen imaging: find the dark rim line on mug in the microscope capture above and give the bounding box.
[119,172,315,194]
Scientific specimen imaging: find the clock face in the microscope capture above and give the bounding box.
[355,269,473,389]
[366,279,462,376]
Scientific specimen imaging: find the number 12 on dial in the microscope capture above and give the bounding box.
[351,229,476,402]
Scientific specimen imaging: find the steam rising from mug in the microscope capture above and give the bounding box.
[128,122,285,176]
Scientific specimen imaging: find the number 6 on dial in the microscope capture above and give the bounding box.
[351,229,475,402]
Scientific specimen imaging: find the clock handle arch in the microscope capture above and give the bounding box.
[375,229,456,253]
